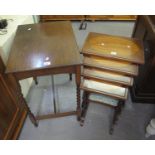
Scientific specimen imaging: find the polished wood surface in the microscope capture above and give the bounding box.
[0,56,27,140]
[86,15,137,21]
[80,31,143,134]
[40,15,85,22]
[82,32,144,64]
[82,67,133,86]
[6,21,82,123]
[6,21,81,73]
[40,15,137,22]
[80,79,128,100]
[83,56,138,76]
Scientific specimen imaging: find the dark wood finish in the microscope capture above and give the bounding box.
[130,15,155,103]
[75,66,81,120]
[6,21,81,73]
[40,15,137,22]
[6,21,82,124]
[82,32,144,64]
[86,15,137,21]
[0,56,27,140]
[80,79,128,100]
[13,66,76,80]
[80,91,89,126]
[83,56,139,76]
[40,15,85,22]
[82,67,133,86]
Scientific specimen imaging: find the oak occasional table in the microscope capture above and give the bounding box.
[6,21,82,126]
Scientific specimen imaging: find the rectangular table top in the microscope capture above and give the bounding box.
[82,32,144,64]
[83,56,139,76]
[6,21,81,73]
[82,67,133,86]
[81,79,128,100]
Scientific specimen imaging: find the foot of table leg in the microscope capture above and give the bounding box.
[33,76,38,85]
[109,100,124,134]
[69,74,72,81]
[80,92,89,126]
[24,102,38,127]
[80,117,85,126]
[28,111,38,127]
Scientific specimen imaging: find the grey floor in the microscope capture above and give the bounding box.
[19,21,155,140]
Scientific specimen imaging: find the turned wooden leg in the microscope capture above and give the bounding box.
[76,86,81,121]
[80,91,89,126]
[26,104,38,127]
[109,100,124,134]
[33,76,38,85]
[75,66,81,121]
[13,74,38,127]
[69,74,72,81]
[21,93,38,127]
[81,91,86,108]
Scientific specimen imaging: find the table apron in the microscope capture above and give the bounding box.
[13,65,79,80]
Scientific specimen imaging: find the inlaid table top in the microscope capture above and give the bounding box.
[82,32,144,64]
[6,21,81,73]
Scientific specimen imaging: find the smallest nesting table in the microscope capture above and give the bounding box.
[6,21,82,126]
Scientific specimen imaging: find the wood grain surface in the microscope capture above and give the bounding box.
[6,21,81,73]
[83,56,139,76]
[82,67,133,86]
[82,32,144,64]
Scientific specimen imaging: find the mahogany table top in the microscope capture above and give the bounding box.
[82,32,144,64]
[6,21,81,73]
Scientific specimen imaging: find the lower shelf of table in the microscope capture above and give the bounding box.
[36,111,77,120]
[89,93,119,107]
